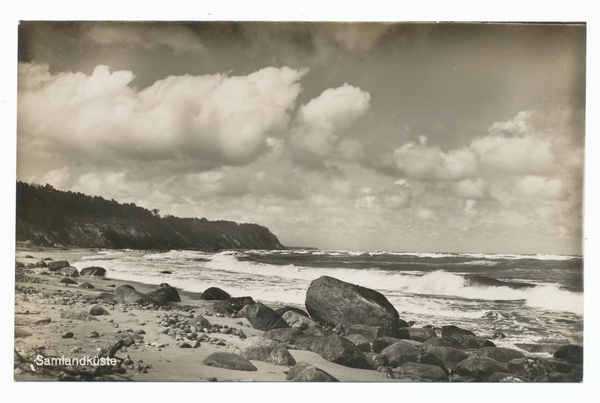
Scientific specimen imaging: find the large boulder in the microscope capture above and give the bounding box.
[426,346,470,365]
[372,337,402,354]
[201,287,231,301]
[305,276,399,331]
[455,356,507,380]
[89,305,110,316]
[441,325,475,339]
[364,352,389,369]
[295,335,371,369]
[476,347,525,363]
[59,266,79,277]
[242,336,296,366]
[202,352,257,371]
[396,327,437,343]
[394,362,449,382]
[80,266,106,276]
[449,334,495,349]
[47,260,70,272]
[421,337,463,351]
[286,362,338,382]
[113,285,158,305]
[212,296,255,314]
[146,284,181,303]
[238,302,289,331]
[263,327,306,344]
[506,357,555,381]
[380,341,421,368]
[346,334,372,352]
[553,344,583,365]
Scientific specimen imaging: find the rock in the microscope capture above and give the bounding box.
[212,296,256,314]
[242,336,296,366]
[88,331,100,338]
[160,271,172,274]
[455,356,507,381]
[201,287,231,301]
[275,306,310,318]
[418,351,448,373]
[421,337,463,351]
[79,282,94,289]
[380,341,421,368]
[486,372,527,382]
[59,277,78,286]
[60,311,100,321]
[238,302,289,331]
[178,342,192,348]
[301,325,333,338]
[305,276,400,331]
[80,266,107,276]
[296,335,371,369]
[394,362,448,382]
[15,262,25,269]
[347,324,396,342]
[263,327,305,344]
[90,305,110,316]
[147,284,181,303]
[476,347,525,363]
[426,346,470,365]
[345,334,372,352]
[15,328,33,338]
[553,344,583,365]
[441,325,475,339]
[97,293,114,301]
[286,362,338,382]
[506,357,555,381]
[189,314,212,328]
[36,261,48,268]
[364,352,389,369]
[47,260,70,271]
[449,334,496,349]
[372,337,403,354]
[113,285,158,305]
[202,352,257,371]
[59,266,79,277]
[62,332,74,339]
[26,263,36,269]
[396,327,437,342]
[281,310,318,328]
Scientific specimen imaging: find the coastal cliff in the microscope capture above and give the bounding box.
[15,181,285,251]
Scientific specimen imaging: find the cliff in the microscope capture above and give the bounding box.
[15,181,285,251]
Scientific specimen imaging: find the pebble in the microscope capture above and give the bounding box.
[88,331,100,338]
[62,332,74,339]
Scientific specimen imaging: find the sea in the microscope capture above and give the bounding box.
[74,248,584,354]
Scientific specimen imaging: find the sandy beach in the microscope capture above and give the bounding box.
[14,247,402,382]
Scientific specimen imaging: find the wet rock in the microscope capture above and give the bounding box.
[286,362,338,382]
[242,336,296,366]
[238,302,289,331]
[553,344,583,365]
[305,276,400,332]
[202,352,257,371]
[80,266,107,276]
[441,325,475,339]
[380,341,421,368]
[296,335,371,369]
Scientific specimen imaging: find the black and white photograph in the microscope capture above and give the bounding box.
[6,2,595,396]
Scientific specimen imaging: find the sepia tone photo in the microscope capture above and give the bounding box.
[14,21,585,383]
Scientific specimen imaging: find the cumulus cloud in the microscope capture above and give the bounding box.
[512,175,568,200]
[290,83,370,167]
[18,63,308,168]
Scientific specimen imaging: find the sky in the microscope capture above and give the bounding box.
[16,21,586,255]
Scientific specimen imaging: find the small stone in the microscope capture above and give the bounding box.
[62,332,74,339]
[88,331,100,338]
[178,342,192,348]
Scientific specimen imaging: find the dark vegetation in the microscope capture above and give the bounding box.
[16,181,285,251]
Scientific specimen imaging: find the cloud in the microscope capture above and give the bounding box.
[512,175,568,200]
[18,63,308,168]
[290,83,371,167]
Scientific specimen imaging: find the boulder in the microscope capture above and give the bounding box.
[476,347,525,363]
[506,357,555,381]
[305,276,399,331]
[201,287,231,301]
[275,306,309,318]
[80,266,106,276]
[455,356,507,381]
[242,336,296,366]
[263,327,306,344]
[147,284,181,303]
[238,302,289,331]
[486,372,527,382]
[202,352,257,371]
[426,346,470,365]
[364,352,389,369]
[89,305,110,316]
[380,341,421,368]
[449,333,496,349]
[189,314,212,328]
[441,325,475,339]
[113,285,158,305]
[553,344,583,365]
[212,296,255,314]
[396,327,437,343]
[346,334,372,352]
[79,282,94,289]
[418,351,448,373]
[47,260,70,272]
[60,311,100,322]
[421,337,463,351]
[36,261,48,268]
[59,266,79,277]
[394,362,448,382]
[295,335,371,369]
[286,362,338,382]
[281,310,318,329]
[372,337,402,354]
[347,324,396,342]
[301,325,333,338]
